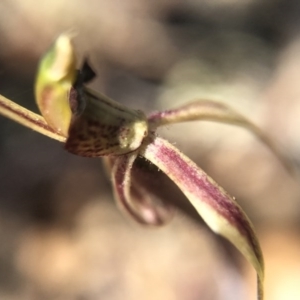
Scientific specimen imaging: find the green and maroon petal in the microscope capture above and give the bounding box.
[141,136,264,299]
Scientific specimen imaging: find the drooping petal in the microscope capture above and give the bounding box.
[148,100,292,172]
[0,93,66,142]
[35,34,77,136]
[141,136,264,299]
[110,154,173,226]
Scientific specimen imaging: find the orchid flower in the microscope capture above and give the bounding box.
[1,34,292,300]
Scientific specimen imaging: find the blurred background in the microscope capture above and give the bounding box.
[0,0,300,299]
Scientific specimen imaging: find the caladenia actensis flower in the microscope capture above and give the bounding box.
[0,35,293,300]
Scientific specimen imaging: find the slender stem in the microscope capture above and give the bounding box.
[0,94,66,142]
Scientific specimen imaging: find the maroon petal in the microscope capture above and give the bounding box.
[110,154,174,226]
[141,136,264,299]
[148,100,292,172]
[148,100,258,128]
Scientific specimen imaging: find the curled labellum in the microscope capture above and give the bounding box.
[104,156,175,226]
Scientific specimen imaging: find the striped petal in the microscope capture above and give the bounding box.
[141,136,264,299]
